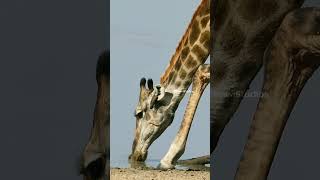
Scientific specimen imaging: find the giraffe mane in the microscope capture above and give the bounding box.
[160,0,208,85]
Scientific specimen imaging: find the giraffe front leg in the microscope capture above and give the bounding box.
[159,64,210,169]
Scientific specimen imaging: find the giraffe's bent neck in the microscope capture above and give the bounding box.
[160,0,210,95]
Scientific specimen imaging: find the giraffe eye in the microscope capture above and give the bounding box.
[134,110,144,118]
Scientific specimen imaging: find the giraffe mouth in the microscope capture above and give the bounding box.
[129,136,150,162]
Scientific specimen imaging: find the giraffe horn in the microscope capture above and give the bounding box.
[147,79,154,90]
[140,78,146,88]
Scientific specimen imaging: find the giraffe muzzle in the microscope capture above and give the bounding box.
[129,150,148,162]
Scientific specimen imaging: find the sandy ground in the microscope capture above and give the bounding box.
[110,168,209,180]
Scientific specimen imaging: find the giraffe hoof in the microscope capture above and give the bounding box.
[158,161,175,170]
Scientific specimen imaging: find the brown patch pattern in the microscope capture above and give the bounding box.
[160,0,210,84]
[175,81,182,87]
[200,30,210,44]
[185,56,197,69]
[201,16,210,28]
[179,68,187,80]
[189,23,201,45]
[192,44,207,59]
[181,47,190,60]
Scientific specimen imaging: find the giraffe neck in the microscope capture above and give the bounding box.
[210,0,305,154]
[160,0,210,94]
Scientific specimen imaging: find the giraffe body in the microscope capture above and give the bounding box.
[130,0,211,163]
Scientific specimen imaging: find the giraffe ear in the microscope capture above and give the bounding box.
[149,85,165,109]
[149,87,159,109]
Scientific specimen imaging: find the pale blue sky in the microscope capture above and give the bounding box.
[110,0,209,167]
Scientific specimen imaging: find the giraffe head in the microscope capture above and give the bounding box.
[129,78,177,161]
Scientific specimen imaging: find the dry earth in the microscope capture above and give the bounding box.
[110,168,209,180]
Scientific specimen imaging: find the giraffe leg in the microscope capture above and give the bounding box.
[235,8,320,179]
[159,64,210,169]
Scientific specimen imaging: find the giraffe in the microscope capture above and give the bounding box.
[235,7,320,179]
[210,0,305,155]
[80,50,110,180]
[129,0,210,165]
